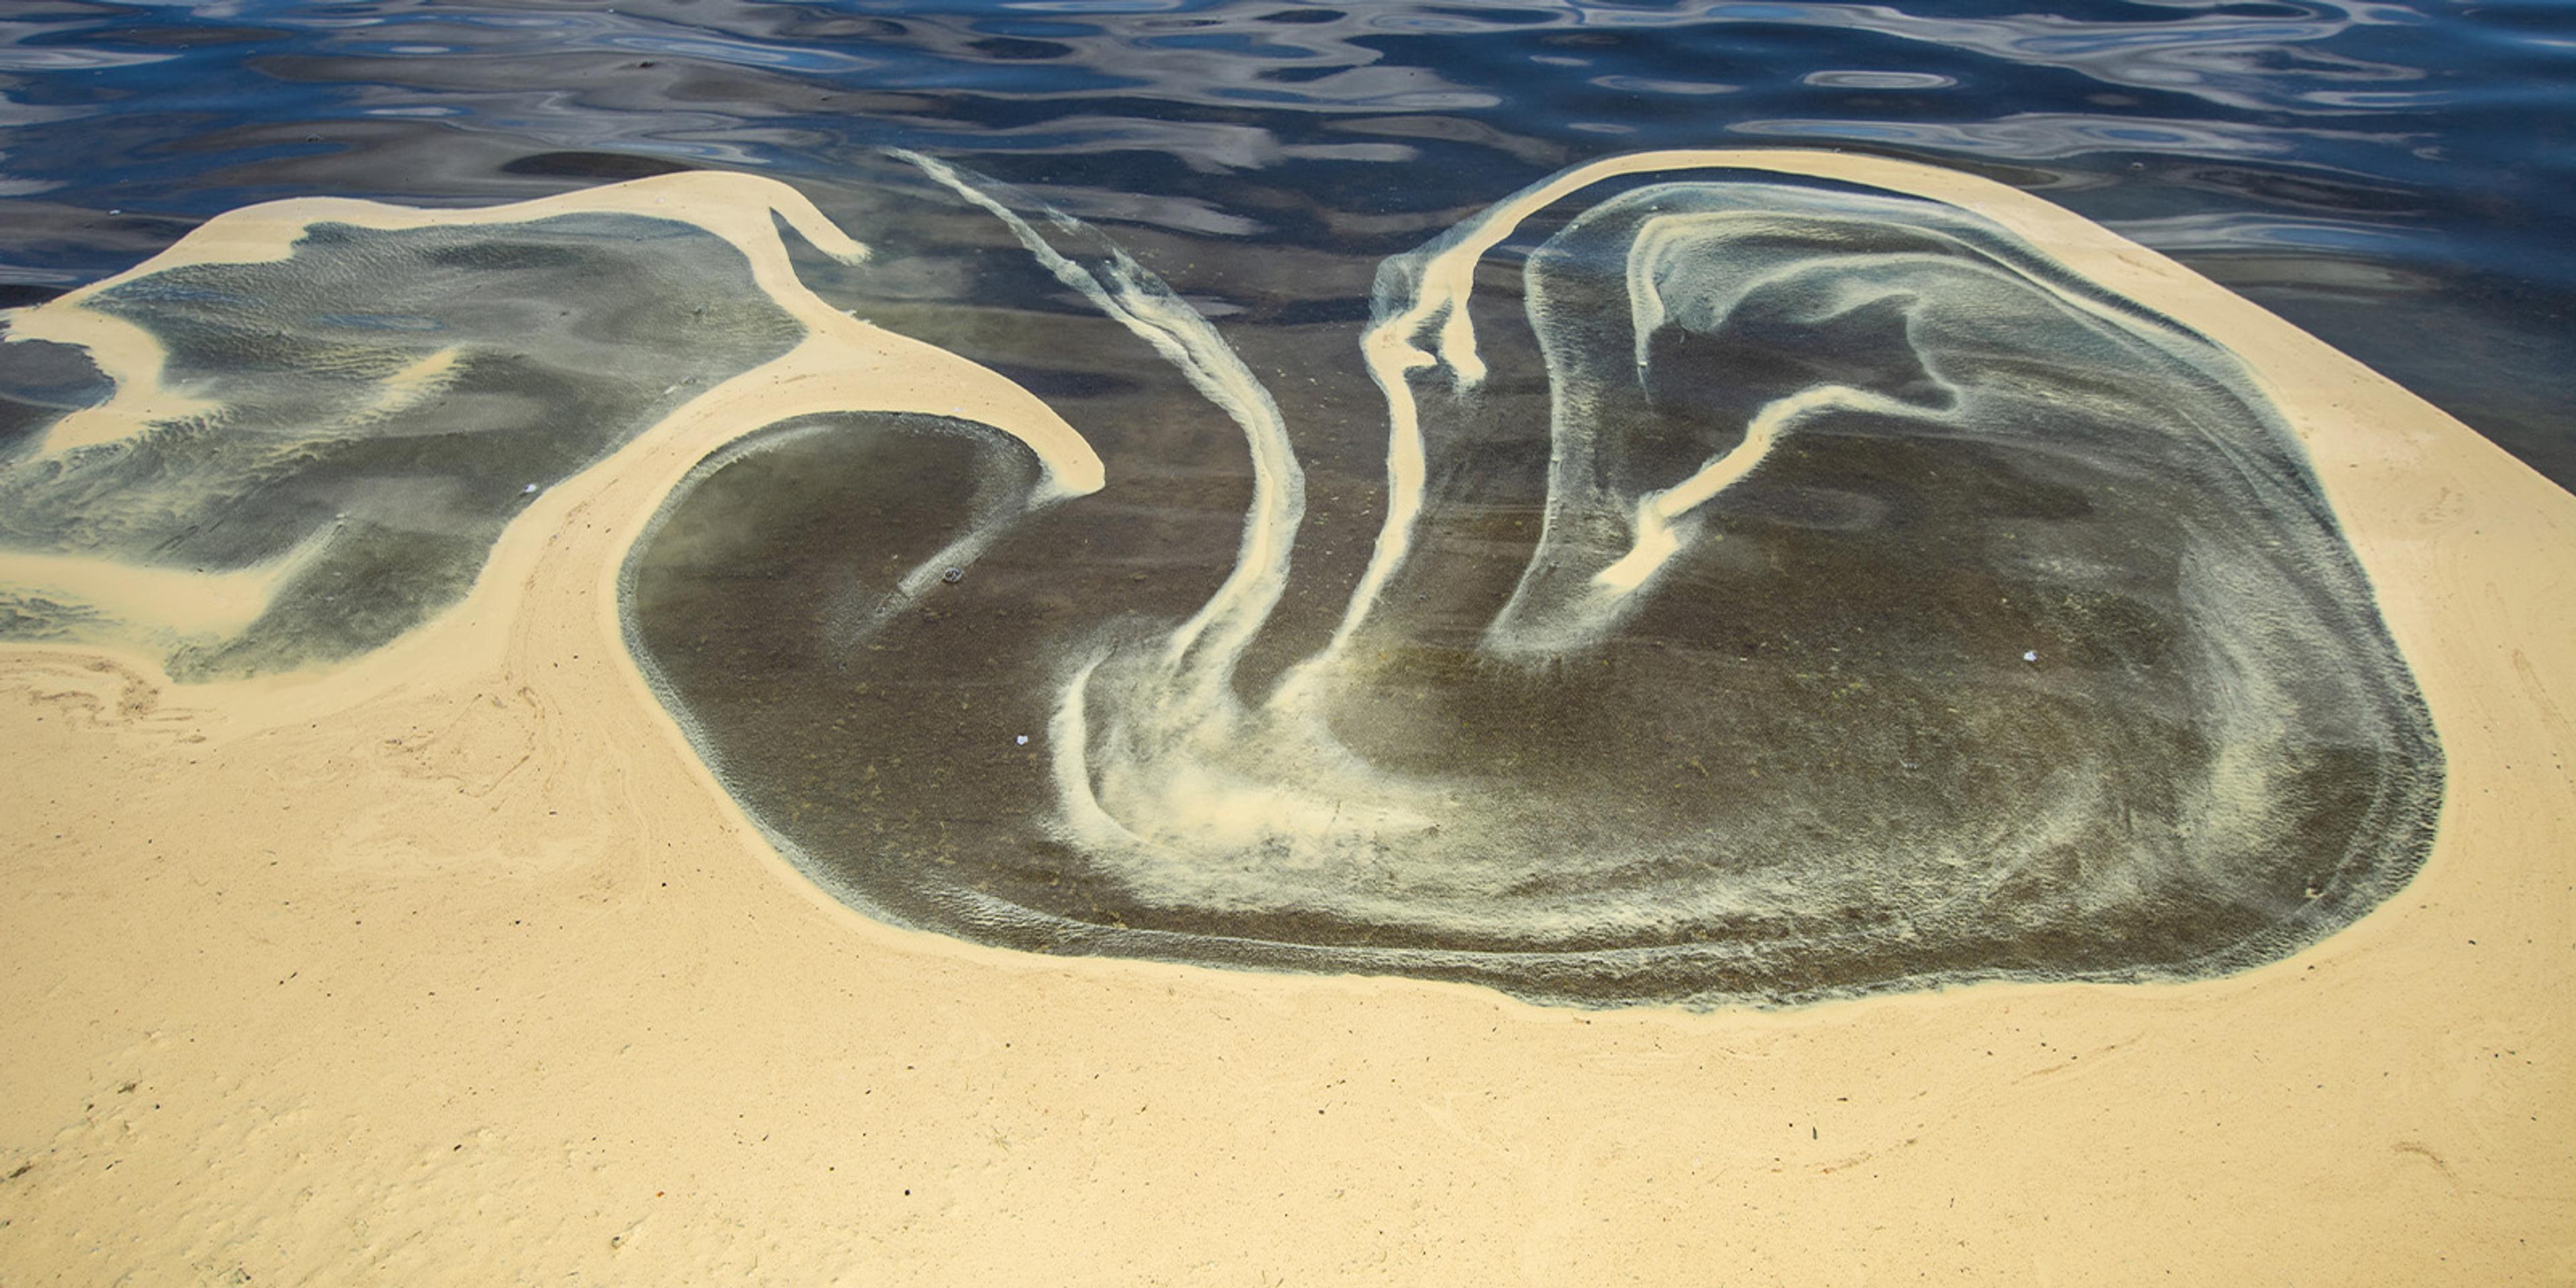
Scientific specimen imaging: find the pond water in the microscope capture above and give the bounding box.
[0,0,2555,1005]
[3,1,2567,482]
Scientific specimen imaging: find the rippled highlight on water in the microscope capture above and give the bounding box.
[1,0,2569,484]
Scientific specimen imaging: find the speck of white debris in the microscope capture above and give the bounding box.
[2023,650,2039,663]
[1015,735,1030,746]
[523,484,539,495]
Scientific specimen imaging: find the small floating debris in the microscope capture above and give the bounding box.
[941,566,964,584]
[521,483,539,495]
[1014,735,1029,746]
[2022,650,2039,663]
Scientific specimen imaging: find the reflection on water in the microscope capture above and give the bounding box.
[0,0,2564,476]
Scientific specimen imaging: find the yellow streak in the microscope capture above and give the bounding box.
[0,525,334,640]
[897,150,1301,688]
[1592,384,1919,594]
[347,345,466,425]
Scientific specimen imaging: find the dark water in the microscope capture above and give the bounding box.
[616,185,2448,1003]
[1,0,2569,483]
[0,0,2532,1005]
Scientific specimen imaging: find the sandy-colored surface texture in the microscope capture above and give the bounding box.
[3,153,2570,1283]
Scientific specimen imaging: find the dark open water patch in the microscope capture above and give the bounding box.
[619,159,2442,1007]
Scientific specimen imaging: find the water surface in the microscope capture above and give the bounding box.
[1,0,2546,1004]
[5,0,2569,480]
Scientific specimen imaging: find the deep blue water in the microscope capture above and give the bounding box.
[1,0,2569,486]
